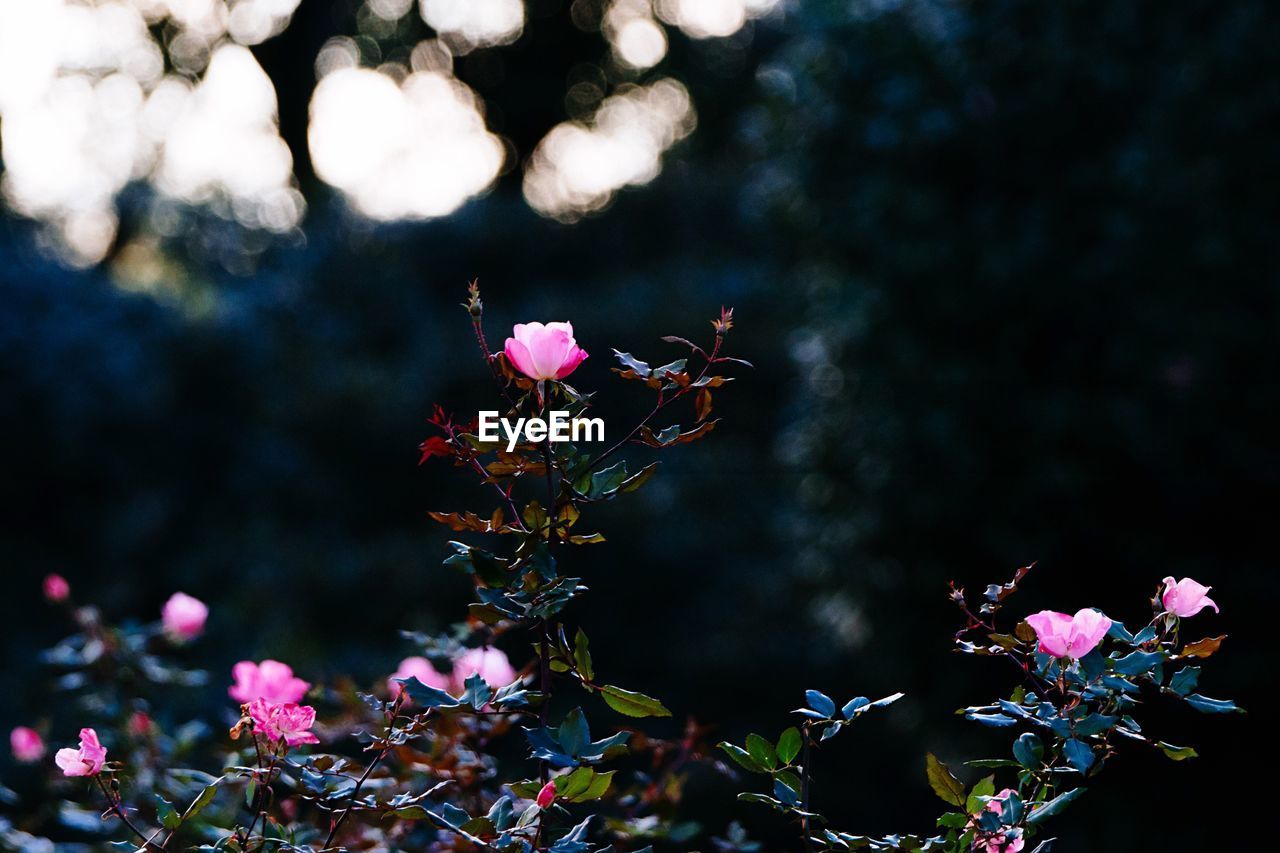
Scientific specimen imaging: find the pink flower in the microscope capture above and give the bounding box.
[128,712,152,738]
[162,592,208,641]
[536,780,556,809]
[248,700,319,747]
[43,573,70,603]
[504,322,588,381]
[10,727,45,763]
[974,789,1025,853]
[389,656,450,701]
[1025,608,1112,659]
[54,728,106,777]
[452,647,518,692]
[229,660,310,705]
[1161,576,1219,618]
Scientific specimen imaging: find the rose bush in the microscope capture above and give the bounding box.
[0,284,1238,852]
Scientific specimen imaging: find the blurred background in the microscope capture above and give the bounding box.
[1,0,1272,848]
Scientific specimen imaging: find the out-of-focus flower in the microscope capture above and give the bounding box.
[389,656,451,701]
[229,660,310,704]
[1025,609,1111,660]
[248,699,319,747]
[128,712,152,738]
[54,728,106,777]
[42,574,70,603]
[452,646,517,692]
[162,592,208,641]
[1161,576,1219,618]
[10,727,44,763]
[504,322,588,381]
[536,780,556,808]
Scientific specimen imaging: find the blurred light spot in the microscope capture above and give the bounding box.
[369,0,415,20]
[523,78,695,221]
[418,0,524,53]
[654,0,778,39]
[227,0,302,46]
[0,0,303,267]
[316,36,361,78]
[604,1,667,70]
[410,39,454,74]
[157,44,302,232]
[308,67,504,220]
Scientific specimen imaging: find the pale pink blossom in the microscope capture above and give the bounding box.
[162,592,208,641]
[452,647,518,692]
[504,322,588,381]
[10,727,44,763]
[389,656,451,701]
[536,780,556,809]
[54,728,106,777]
[43,574,70,603]
[229,660,310,705]
[1161,576,1219,618]
[1025,608,1112,659]
[248,699,319,747]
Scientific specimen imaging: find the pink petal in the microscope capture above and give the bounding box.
[505,338,538,379]
[554,345,588,379]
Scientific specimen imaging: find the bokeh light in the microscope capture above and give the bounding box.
[418,0,525,53]
[654,0,779,39]
[604,0,668,70]
[0,0,303,267]
[522,78,695,221]
[308,65,505,220]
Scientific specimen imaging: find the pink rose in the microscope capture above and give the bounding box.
[1161,576,1219,618]
[128,712,152,738]
[248,699,319,747]
[389,656,451,701]
[43,573,70,603]
[452,646,518,692]
[1025,608,1112,659]
[536,780,556,809]
[10,727,45,763]
[162,592,208,641]
[54,728,107,777]
[975,789,1025,853]
[229,660,310,705]
[504,322,588,381]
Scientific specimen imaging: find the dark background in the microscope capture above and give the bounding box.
[1,0,1272,848]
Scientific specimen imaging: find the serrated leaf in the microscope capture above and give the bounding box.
[573,628,594,681]
[1027,788,1086,825]
[926,753,966,808]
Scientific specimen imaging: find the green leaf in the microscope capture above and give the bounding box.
[396,676,460,709]
[745,733,778,770]
[1183,694,1244,714]
[155,795,181,830]
[600,684,671,718]
[1158,741,1199,761]
[926,753,966,808]
[718,742,768,774]
[618,462,659,493]
[777,727,802,764]
[1013,732,1043,769]
[182,780,222,822]
[1063,739,1094,774]
[573,628,594,682]
[965,775,995,814]
[573,770,615,802]
[558,708,590,757]
[1026,788,1086,825]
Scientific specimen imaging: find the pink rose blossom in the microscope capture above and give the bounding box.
[162,592,208,641]
[10,727,45,763]
[536,780,556,809]
[1025,608,1112,660]
[1161,576,1219,618]
[389,656,451,701]
[452,647,518,692]
[973,789,1025,853]
[504,322,588,381]
[128,712,152,738]
[43,573,70,603]
[248,699,319,747]
[54,728,106,777]
[229,660,310,705]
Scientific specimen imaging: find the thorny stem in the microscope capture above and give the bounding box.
[244,745,280,849]
[535,381,557,851]
[323,697,404,850]
[95,776,157,850]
